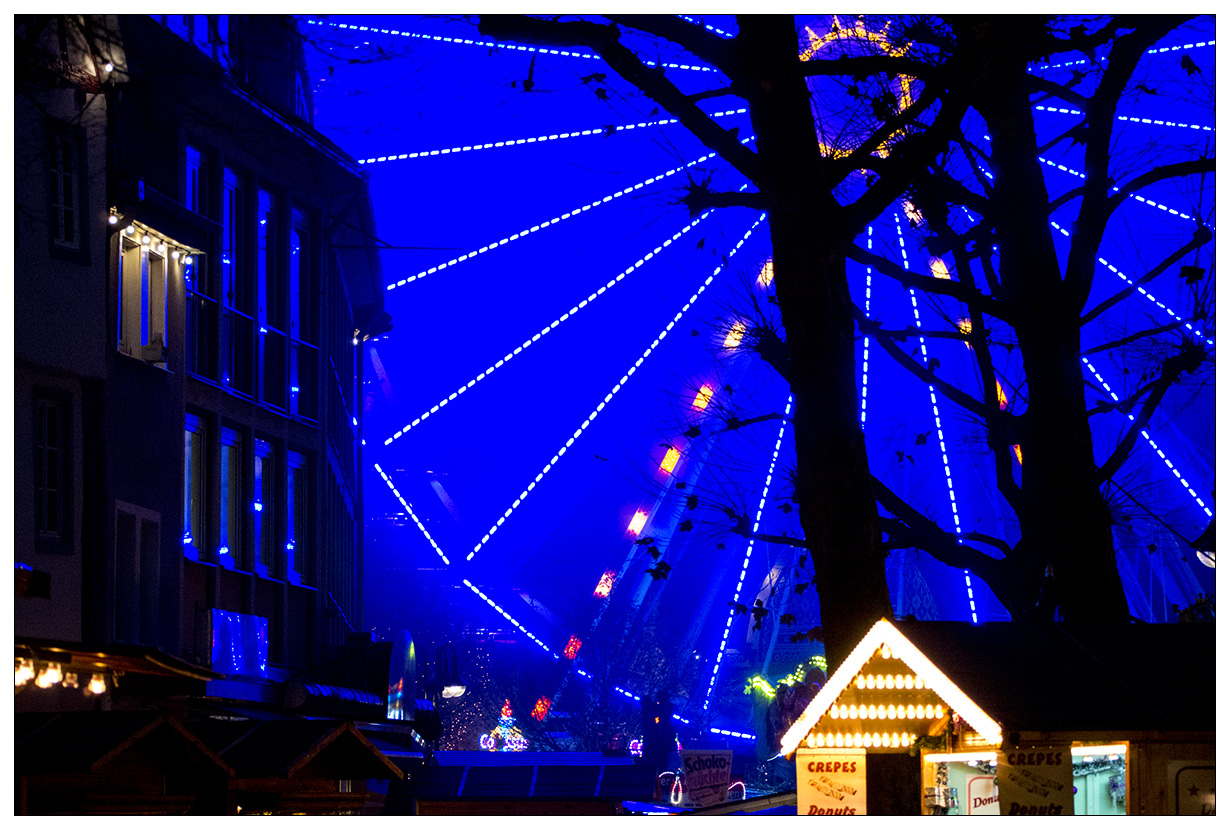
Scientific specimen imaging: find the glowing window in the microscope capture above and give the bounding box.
[692,384,714,410]
[757,260,774,288]
[957,318,972,336]
[593,569,616,598]
[660,446,681,474]
[564,635,582,660]
[723,321,746,348]
[627,509,648,536]
[929,258,952,280]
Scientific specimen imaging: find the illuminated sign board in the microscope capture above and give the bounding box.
[796,748,867,815]
[996,748,1075,815]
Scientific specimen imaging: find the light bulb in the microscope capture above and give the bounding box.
[35,663,63,688]
[87,674,107,695]
[141,235,150,244]
[125,225,134,234]
[183,256,193,264]
[172,250,180,259]
[14,659,35,686]
[104,62,114,72]
[108,215,118,225]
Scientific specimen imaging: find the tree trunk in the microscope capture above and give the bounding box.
[741,16,894,669]
[976,22,1129,624]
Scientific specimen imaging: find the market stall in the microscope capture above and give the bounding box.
[782,619,1214,815]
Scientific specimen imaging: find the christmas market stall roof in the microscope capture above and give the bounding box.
[780,619,1215,754]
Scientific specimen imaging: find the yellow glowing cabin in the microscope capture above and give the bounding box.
[782,619,1002,757]
[627,509,648,536]
[757,260,774,288]
[691,384,714,411]
[723,320,747,349]
[660,446,681,474]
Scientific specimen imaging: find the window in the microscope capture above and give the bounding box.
[118,230,168,364]
[222,168,253,393]
[34,396,71,552]
[219,427,240,569]
[183,414,204,560]
[253,439,272,577]
[49,131,82,252]
[184,144,208,216]
[258,188,287,409]
[289,206,318,420]
[286,450,306,584]
[161,15,228,68]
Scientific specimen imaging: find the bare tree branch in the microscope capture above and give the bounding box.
[1079,226,1211,327]
[477,15,762,182]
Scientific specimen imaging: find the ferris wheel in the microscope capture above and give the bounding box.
[307,14,1215,737]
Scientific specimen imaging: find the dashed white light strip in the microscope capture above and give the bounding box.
[381,176,763,447]
[1047,219,1214,347]
[358,109,748,165]
[463,579,558,656]
[676,14,736,38]
[893,212,976,623]
[386,146,731,290]
[573,668,755,738]
[1034,105,1214,133]
[703,395,794,710]
[464,214,769,563]
[1036,153,1201,224]
[374,463,451,566]
[1081,358,1213,518]
[861,224,874,426]
[305,18,716,71]
[1030,39,1214,72]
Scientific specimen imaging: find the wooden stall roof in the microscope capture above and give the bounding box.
[783,620,1214,753]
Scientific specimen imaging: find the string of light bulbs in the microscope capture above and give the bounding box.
[464,213,768,563]
[703,395,793,709]
[357,109,748,165]
[675,15,736,38]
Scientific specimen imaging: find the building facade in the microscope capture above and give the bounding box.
[15,14,389,712]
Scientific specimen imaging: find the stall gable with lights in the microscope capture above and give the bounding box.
[780,619,1002,755]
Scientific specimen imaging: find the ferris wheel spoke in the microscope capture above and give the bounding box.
[1081,358,1214,518]
[385,137,755,291]
[356,109,747,166]
[463,213,769,564]
[380,184,765,450]
[702,395,793,710]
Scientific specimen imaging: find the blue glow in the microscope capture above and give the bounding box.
[464,213,768,563]
[385,142,752,291]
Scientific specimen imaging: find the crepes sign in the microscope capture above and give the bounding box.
[996,748,1075,815]
[796,748,867,815]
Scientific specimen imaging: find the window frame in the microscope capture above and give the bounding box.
[219,425,241,569]
[117,229,170,364]
[286,449,307,585]
[33,392,73,555]
[183,413,206,562]
[46,124,88,263]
